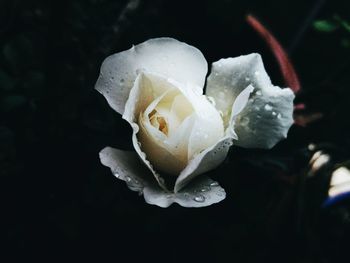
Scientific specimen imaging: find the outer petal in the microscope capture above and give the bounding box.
[172,85,253,193]
[206,53,295,149]
[95,37,208,115]
[122,74,169,191]
[144,176,226,208]
[99,147,225,208]
[174,137,233,192]
[99,147,152,193]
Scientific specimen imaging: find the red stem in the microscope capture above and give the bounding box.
[246,14,301,94]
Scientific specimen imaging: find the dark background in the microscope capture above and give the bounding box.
[1,0,350,262]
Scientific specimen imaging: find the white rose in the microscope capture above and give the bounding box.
[96,38,295,208]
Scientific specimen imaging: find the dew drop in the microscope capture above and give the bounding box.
[245,77,250,81]
[125,176,132,182]
[206,96,216,106]
[256,91,262,96]
[158,177,165,185]
[200,186,210,192]
[277,113,282,119]
[254,71,260,76]
[194,195,205,203]
[210,182,219,187]
[272,111,277,116]
[115,173,120,179]
[264,104,273,111]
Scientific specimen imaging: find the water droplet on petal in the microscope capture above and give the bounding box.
[206,96,216,106]
[256,91,262,96]
[115,173,120,179]
[194,195,205,202]
[264,104,273,111]
[200,186,210,192]
[245,77,250,81]
[254,71,260,76]
[158,177,165,185]
[125,176,132,182]
[210,182,219,187]
[272,111,277,116]
[277,113,282,119]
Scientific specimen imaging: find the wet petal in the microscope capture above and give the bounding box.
[122,74,169,190]
[234,86,294,148]
[206,53,294,149]
[95,37,208,115]
[175,137,233,192]
[100,147,225,208]
[99,147,153,193]
[144,176,226,208]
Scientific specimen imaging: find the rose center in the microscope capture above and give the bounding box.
[149,110,169,135]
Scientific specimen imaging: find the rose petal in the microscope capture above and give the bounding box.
[100,147,225,208]
[95,37,208,115]
[236,86,294,148]
[123,74,169,190]
[175,137,233,192]
[124,72,224,179]
[99,147,153,193]
[206,53,294,149]
[226,84,254,138]
[144,176,226,208]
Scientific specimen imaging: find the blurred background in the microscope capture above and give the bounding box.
[1,0,350,262]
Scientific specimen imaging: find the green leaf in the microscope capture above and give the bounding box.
[313,20,338,32]
[341,21,350,32]
[333,15,350,33]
